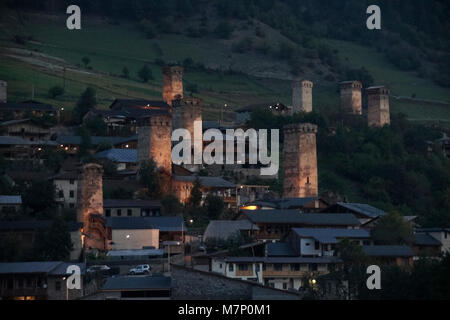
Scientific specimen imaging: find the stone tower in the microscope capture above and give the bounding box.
[0,80,7,103]
[172,96,203,148]
[367,86,390,127]
[283,123,318,198]
[162,66,183,107]
[292,80,313,113]
[76,163,108,251]
[340,81,362,115]
[137,113,173,175]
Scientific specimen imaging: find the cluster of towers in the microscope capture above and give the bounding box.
[291,79,390,127]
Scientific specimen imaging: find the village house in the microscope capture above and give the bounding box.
[0,118,53,141]
[100,275,171,300]
[362,245,415,267]
[414,228,450,254]
[323,202,387,224]
[240,210,361,241]
[412,233,442,257]
[0,261,86,300]
[0,101,56,121]
[51,171,79,209]
[104,199,161,218]
[241,197,329,212]
[56,135,137,154]
[0,195,22,218]
[0,135,57,160]
[203,220,259,242]
[94,148,137,172]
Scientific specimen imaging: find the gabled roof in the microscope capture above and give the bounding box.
[203,220,259,240]
[414,233,441,246]
[0,220,82,231]
[103,199,161,209]
[103,275,171,291]
[362,245,415,257]
[0,262,86,275]
[56,135,136,146]
[173,175,236,188]
[334,202,386,218]
[242,210,360,226]
[292,228,370,244]
[276,197,319,209]
[0,195,22,204]
[95,148,137,163]
[223,256,342,264]
[106,216,185,231]
[0,136,57,146]
[266,242,296,257]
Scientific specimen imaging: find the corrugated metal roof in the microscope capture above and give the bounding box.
[292,228,371,244]
[103,199,161,209]
[103,275,171,290]
[0,136,57,146]
[203,220,259,241]
[107,249,164,257]
[243,210,360,226]
[0,195,22,204]
[336,202,386,218]
[266,242,296,257]
[173,175,236,188]
[414,233,441,246]
[95,148,137,163]
[106,216,185,231]
[362,245,415,257]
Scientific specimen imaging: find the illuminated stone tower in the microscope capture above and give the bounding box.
[162,66,183,107]
[0,80,7,103]
[367,86,390,127]
[172,96,203,148]
[340,81,362,115]
[292,80,313,113]
[76,163,108,251]
[137,113,173,175]
[283,123,318,198]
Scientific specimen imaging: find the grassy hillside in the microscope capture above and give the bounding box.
[0,11,448,124]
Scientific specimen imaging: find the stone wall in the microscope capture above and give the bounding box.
[340,81,362,115]
[367,86,390,127]
[137,114,173,175]
[162,66,183,106]
[283,123,318,198]
[292,80,313,113]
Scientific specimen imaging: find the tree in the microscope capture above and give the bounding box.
[188,177,202,208]
[138,65,153,82]
[161,194,182,215]
[74,87,97,124]
[32,219,73,261]
[204,194,224,219]
[84,115,107,136]
[138,159,160,198]
[371,211,414,245]
[122,66,130,78]
[81,56,90,68]
[48,86,64,99]
[214,21,234,39]
[23,180,57,214]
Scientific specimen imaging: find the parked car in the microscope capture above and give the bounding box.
[87,265,111,273]
[128,264,151,275]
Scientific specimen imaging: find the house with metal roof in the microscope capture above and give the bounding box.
[104,199,161,218]
[287,228,372,257]
[56,135,137,154]
[94,148,137,171]
[0,195,22,218]
[100,275,171,300]
[415,228,450,254]
[362,245,415,267]
[412,233,442,257]
[241,209,361,240]
[0,261,86,300]
[323,202,387,224]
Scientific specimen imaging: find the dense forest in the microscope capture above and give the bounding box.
[3,0,450,86]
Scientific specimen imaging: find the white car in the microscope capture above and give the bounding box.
[87,265,111,273]
[128,264,151,275]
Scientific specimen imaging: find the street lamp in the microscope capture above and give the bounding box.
[221,103,228,124]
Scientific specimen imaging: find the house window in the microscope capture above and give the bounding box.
[309,264,318,271]
[69,179,74,185]
[290,263,300,271]
[363,240,370,245]
[238,264,249,271]
[315,241,320,250]
[55,281,61,291]
[274,264,282,271]
[127,209,132,216]
[117,209,122,216]
[105,209,111,217]
[283,283,287,290]
[219,264,222,269]
[69,190,74,198]
[69,203,75,208]
[229,264,234,272]
[58,190,64,198]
